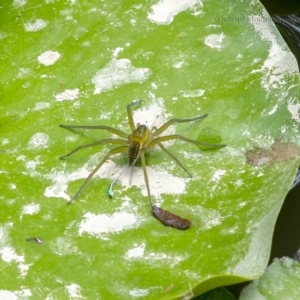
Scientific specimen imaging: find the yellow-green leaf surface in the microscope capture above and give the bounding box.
[1,0,300,299]
[240,257,300,299]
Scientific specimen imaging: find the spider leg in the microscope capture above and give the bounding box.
[153,114,208,136]
[140,151,153,207]
[153,134,226,149]
[67,145,128,205]
[127,100,142,131]
[155,141,192,178]
[107,165,131,198]
[128,165,134,185]
[60,138,127,159]
[59,124,128,139]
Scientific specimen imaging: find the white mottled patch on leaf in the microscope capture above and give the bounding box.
[181,89,205,98]
[145,251,189,267]
[2,138,9,145]
[22,203,40,215]
[148,0,202,25]
[45,157,188,202]
[131,100,169,130]
[125,243,189,268]
[9,183,16,190]
[125,243,146,259]
[189,205,223,229]
[66,284,83,299]
[50,237,79,256]
[250,11,298,92]
[16,67,33,78]
[211,169,226,182]
[173,61,184,68]
[54,88,79,101]
[0,247,23,263]
[38,50,60,66]
[0,247,30,277]
[44,171,76,200]
[27,133,49,149]
[34,102,50,110]
[12,0,26,8]
[204,33,225,50]
[0,291,18,300]
[79,212,140,239]
[24,19,48,31]
[287,101,300,123]
[0,32,8,40]
[92,58,151,94]
[267,104,278,115]
[0,289,32,299]
[129,289,149,297]
[112,47,124,57]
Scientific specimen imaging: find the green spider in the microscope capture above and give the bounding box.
[60,101,225,229]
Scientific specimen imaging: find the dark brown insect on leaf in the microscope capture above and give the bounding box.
[26,237,44,244]
[152,205,191,230]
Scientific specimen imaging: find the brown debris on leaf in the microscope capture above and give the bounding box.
[152,205,191,230]
[246,141,300,167]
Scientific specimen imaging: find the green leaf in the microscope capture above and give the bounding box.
[240,257,300,299]
[194,287,236,300]
[1,0,300,299]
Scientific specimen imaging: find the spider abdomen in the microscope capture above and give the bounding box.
[128,141,141,165]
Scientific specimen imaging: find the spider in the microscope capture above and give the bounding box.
[59,101,225,228]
